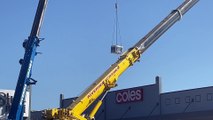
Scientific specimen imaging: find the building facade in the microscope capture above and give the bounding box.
[0,89,30,120]
[61,76,213,120]
[32,76,213,120]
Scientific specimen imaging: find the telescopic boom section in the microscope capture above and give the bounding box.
[44,0,198,120]
[8,0,48,120]
[135,0,199,54]
[30,0,47,37]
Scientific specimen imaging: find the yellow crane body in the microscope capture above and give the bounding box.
[43,0,199,119]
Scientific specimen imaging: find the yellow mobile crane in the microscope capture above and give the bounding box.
[43,0,199,120]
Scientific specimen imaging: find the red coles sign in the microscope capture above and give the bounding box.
[115,88,143,104]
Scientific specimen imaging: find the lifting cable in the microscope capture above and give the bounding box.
[114,0,122,45]
[111,0,123,54]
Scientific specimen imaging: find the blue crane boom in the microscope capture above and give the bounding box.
[8,0,48,119]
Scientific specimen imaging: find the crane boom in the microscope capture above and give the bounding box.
[44,0,199,120]
[8,0,48,119]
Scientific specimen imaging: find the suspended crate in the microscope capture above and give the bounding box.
[111,44,123,54]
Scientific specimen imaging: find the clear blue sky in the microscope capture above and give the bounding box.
[0,0,212,110]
